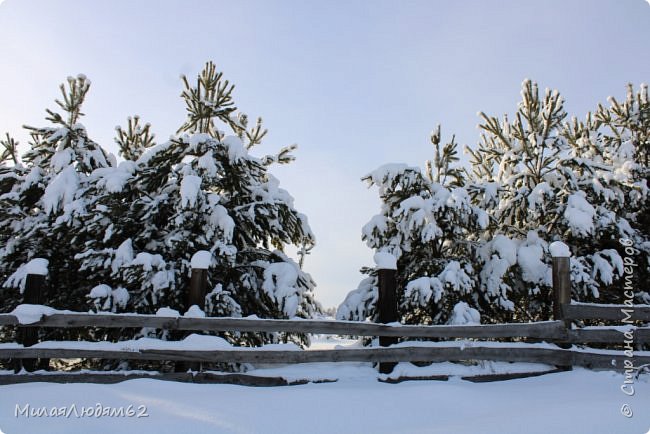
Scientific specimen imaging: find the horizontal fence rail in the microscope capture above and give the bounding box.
[0,312,569,339]
[567,328,650,344]
[562,303,650,321]
[0,372,324,387]
[1,344,649,370]
[2,311,649,344]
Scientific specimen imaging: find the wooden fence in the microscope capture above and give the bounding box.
[0,250,649,385]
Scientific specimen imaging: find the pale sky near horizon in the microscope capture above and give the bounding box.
[1,0,649,308]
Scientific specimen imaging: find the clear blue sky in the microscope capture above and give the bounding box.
[1,0,648,308]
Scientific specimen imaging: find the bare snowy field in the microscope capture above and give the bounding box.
[0,366,648,434]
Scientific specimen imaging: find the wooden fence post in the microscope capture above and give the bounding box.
[16,266,47,373]
[188,268,208,310]
[180,251,210,373]
[550,241,572,370]
[550,242,571,327]
[188,250,211,309]
[375,253,398,374]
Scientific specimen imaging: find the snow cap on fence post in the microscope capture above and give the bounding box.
[373,252,397,270]
[374,251,398,374]
[191,250,212,269]
[25,258,49,276]
[549,241,571,258]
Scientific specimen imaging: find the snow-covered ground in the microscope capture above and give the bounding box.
[0,337,647,433]
[0,365,647,434]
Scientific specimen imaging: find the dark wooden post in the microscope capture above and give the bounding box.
[15,273,46,373]
[551,257,571,327]
[376,253,398,374]
[550,241,572,370]
[188,268,208,310]
[180,251,210,373]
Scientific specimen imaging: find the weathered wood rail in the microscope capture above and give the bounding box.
[0,313,568,338]
[562,303,650,321]
[2,343,649,369]
[1,312,649,343]
[0,371,329,387]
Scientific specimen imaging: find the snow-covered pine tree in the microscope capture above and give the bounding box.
[76,62,319,346]
[0,134,24,276]
[591,83,649,302]
[0,75,112,315]
[466,80,648,321]
[339,80,649,327]
[0,134,26,349]
[73,116,156,317]
[337,127,488,325]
